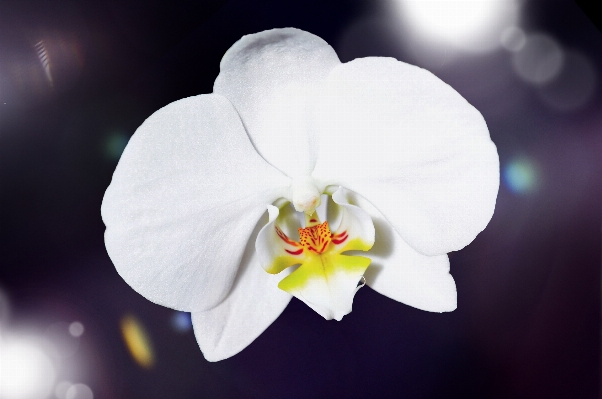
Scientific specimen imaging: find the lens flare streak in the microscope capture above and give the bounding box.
[34,40,53,86]
[119,315,154,369]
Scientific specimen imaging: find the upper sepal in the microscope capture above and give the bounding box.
[214,28,341,177]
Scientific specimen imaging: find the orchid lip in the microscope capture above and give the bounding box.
[256,187,376,321]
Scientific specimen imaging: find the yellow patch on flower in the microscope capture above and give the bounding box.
[256,188,376,320]
[263,211,372,319]
[278,252,371,293]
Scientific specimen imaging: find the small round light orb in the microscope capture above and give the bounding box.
[538,50,596,112]
[500,26,526,52]
[512,33,564,85]
[44,322,80,358]
[504,159,538,194]
[65,383,93,399]
[171,311,192,332]
[55,381,73,399]
[69,322,85,337]
[104,132,129,160]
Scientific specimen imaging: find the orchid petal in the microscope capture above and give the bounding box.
[310,57,499,256]
[102,94,290,312]
[256,204,304,275]
[214,28,341,177]
[278,253,371,321]
[330,186,375,253]
[192,215,292,362]
[345,190,456,312]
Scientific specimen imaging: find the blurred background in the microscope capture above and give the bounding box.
[0,0,599,398]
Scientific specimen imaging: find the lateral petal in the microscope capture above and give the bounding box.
[347,191,457,312]
[192,217,292,362]
[256,204,304,274]
[330,186,375,253]
[310,57,499,255]
[102,94,290,312]
[214,28,341,177]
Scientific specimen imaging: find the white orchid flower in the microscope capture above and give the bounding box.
[101,28,499,362]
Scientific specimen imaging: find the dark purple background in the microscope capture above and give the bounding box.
[0,1,599,398]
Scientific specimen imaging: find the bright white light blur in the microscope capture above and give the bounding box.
[512,33,564,85]
[69,322,84,337]
[500,26,526,52]
[395,0,519,53]
[55,381,72,399]
[0,338,56,399]
[538,51,596,112]
[65,384,93,399]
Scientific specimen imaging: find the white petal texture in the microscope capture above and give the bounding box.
[214,28,341,177]
[102,28,499,362]
[344,190,457,312]
[102,94,290,312]
[310,58,499,256]
[192,213,292,361]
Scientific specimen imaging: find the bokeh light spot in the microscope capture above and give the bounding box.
[0,338,56,399]
[512,33,564,85]
[538,50,596,112]
[54,381,72,399]
[69,322,84,338]
[120,314,154,369]
[395,0,519,53]
[104,132,129,160]
[504,158,538,194]
[65,383,93,399]
[43,322,80,358]
[171,311,192,332]
[500,26,526,52]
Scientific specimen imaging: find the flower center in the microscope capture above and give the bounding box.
[256,187,376,321]
[291,177,321,214]
[299,213,332,254]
